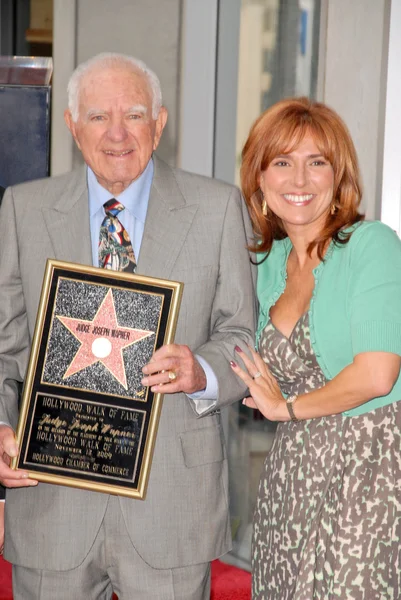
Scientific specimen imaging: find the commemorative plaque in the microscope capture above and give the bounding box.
[13,260,183,499]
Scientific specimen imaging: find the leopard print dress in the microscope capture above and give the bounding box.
[252,313,401,600]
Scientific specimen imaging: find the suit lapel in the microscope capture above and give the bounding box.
[41,159,198,276]
[137,156,198,279]
[42,167,93,266]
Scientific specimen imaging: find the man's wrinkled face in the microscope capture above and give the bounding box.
[65,65,167,196]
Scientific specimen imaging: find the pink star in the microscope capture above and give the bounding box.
[57,289,154,389]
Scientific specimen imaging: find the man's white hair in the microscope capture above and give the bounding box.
[67,52,162,122]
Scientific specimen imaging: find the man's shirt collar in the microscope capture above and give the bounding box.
[87,159,154,222]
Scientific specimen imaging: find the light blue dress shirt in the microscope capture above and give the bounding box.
[87,161,218,409]
[88,159,152,265]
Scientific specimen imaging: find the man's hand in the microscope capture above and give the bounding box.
[141,344,207,395]
[0,425,38,488]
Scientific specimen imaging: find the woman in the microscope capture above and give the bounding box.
[231,97,401,600]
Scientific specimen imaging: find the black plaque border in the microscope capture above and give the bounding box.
[13,259,183,499]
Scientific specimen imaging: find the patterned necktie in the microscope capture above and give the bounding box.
[98,199,136,272]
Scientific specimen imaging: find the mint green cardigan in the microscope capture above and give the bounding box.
[256,221,401,416]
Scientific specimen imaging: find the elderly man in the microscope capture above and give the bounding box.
[0,53,255,599]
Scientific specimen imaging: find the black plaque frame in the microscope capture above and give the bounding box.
[13,260,183,499]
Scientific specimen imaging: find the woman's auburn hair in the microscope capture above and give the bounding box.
[240,97,364,259]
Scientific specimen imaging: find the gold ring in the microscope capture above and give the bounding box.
[168,370,177,381]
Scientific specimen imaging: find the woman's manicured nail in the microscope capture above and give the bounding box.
[230,360,237,368]
[234,345,242,353]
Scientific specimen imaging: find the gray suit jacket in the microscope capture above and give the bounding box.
[0,156,255,570]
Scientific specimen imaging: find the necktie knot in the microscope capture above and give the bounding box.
[103,198,124,218]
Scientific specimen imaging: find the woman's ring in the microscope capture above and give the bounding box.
[253,371,262,379]
[168,370,177,381]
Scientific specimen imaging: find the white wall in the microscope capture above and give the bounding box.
[51,0,76,176]
[178,0,218,176]
[322,0,391,220]
[381,0,401,234]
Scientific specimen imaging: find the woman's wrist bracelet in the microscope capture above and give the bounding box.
[286,393,299,422]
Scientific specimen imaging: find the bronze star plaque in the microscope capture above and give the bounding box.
[13,260,183,499]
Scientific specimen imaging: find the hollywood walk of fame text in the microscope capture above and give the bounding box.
[24,393,145,481]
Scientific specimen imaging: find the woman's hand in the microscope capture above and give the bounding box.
[231,345,288,421]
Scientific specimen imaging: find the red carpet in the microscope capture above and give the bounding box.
[0,556,250,599]
[0,557,11,600]
[210,559,251,600]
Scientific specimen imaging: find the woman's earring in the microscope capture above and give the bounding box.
[262,197,268,216]
[330,203,337,216]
